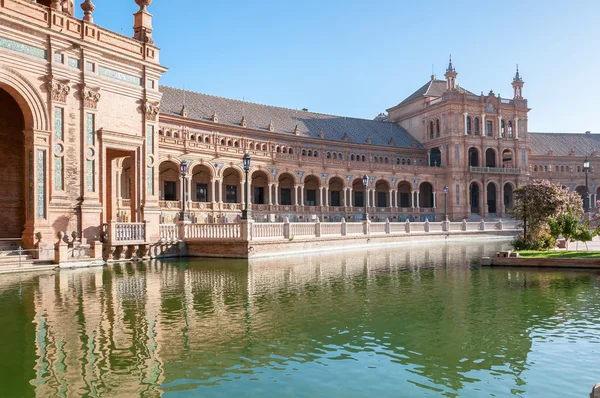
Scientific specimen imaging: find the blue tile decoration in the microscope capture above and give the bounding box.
[147,167,154,196]
[54,156,63,191]
[85,113,95,145]
[85,160,94,192]
[54,108,63,141]
[0,36,46,59]
[98,66,142,86]
[37,150,45,219]
[147,124,154,154]
[28,150,33,219]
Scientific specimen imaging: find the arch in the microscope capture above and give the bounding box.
[350,154,355,161]
[575,186,588,208]
[474,117,480,135]
[487,182,498,214]
[302,173,323,186]
[261,143,267,151]
[435,119,441,137]
[500,119,506,138]
[430,147,442,167]
[222,166,243,204]
[328,176,345,206]
[204,136,210,144]
[466,116,472,134]
[468,147,480,167]
[429,120,434,139]
[375,179,391,207]
[485,148,497,167]
[289,148,294,155]
[187,159,216,178]
[469,181,481,215]
[534,165,538,172]
[361,155,366,162]
[189,134,196,141]
[234,140,240,148]
[304,174,321,206]
[0,65,49,131]
[508,120,513,138]
[302,149,307,156]
[326,151,331,159]
[352,178,367,208]
[250,169,270,206]
[338,152,343,160]
[277,172,295,205]
[190,163,214,203]
[419,182,434,208]
[218,164,245,179]
[313,151,319,157]
[502,149,514,168]
[397,181,413,208]
[159,160,180,201]
[503,182,515,211]
[407,158,411,165]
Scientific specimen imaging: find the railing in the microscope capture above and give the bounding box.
[253,223,285,239]
[346,222,364,235]
[321,222,342,235]
[160,224,179,241]
[185,223,241,240]
[370,222,387,234]
[469,167,521,174]
[159,200,182,210]
[108,221,148,245]
[290,223,316,237]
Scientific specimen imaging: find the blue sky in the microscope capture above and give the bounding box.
[82,0,599,133]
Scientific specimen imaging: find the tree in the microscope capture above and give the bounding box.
[573,222,600,251]
[548,212,579,250]
[511,180,583,248]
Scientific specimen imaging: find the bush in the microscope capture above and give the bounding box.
[512,230,557,251]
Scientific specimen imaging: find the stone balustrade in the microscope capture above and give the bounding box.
[162,219,518,242]
[107,221,148,245]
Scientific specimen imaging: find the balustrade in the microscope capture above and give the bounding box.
[253,223,285,239]
[185,223,241,240]
[159,224,179,241]
[108,221,148,245]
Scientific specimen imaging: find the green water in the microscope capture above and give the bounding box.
[1,240,600,397]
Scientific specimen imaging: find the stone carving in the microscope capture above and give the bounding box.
[48,79,71,103]
[143,100,160,121]
[135,0,152,10]
[79,86,101,109]
[81,0,95,23]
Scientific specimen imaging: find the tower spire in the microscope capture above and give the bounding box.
[444,54,458,90]
[512,64,524,99]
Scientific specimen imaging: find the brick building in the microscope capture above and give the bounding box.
[0,0,596,249]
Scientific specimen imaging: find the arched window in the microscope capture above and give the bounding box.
[302,149,307,156]
[407,159,411,165]
[351,154,355,161]
[384,157,389,164]
[429,121,434,139]
[314,151,318,157]
[190,134,196,141]
[262,144,267,151]
[501,120,506,138]
[173,132,179,138]
[159,129,164,136]
[474,117,480,135]
[402,158,406,165]
[289,148,294,155]
[436,119,441,137]
[362,155,366,162]
[396,158,400,165]
[282,147,287,154]
[374,157,378,163]
[338,153,343,160]
[326,152,331,159]
[508,121,513,138]
[467,116,472,134]
[227,139,232,147]
[234,141,239,148]
[205,136,210,143]
[534,165,538,172]
[332,153,337,160]
[307,150,312,157]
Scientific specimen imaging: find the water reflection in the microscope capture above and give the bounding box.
[1,240,599,397]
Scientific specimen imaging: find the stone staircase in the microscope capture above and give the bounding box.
[0,238,35,266]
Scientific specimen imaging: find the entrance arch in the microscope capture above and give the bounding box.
[419,182,434,208]
[328,176,345,207]
[468,147,480,167]
[469,182,481,215]
[485,148,497,168]
[0,88,25,239]
[487,183,497,214]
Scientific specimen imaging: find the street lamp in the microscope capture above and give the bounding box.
[362,175,369,221]
[443,186,449,221]
[242,153,252,220]
[179,160,189,222]
[584,156,590,212]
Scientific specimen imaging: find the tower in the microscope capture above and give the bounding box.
[445,55,457,90]
[512,65,524,99]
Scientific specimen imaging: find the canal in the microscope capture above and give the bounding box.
[1,240,599,397]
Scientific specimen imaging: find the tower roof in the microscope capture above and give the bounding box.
[446,54,455,73]
[513,64,523,82]
[391,78,475,108]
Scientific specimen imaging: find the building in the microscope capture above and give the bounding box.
[0,0,597,251]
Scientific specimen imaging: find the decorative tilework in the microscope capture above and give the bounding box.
[295,171,306,181]
[320,173,330,184]
[28,150,33,219]
[85,113,95,145]
[54,156,63,191]
[98,66,142,86]
[521,148,526,168]
[37,150,45,219]
[455,144,459,166]
[146,124,154,154]
[213,163,224,175]
[344,174,353,185]
[54,108,64,141]
[85,160,94,192]
[267,168,280,180]
[67,57,80,69]
[147,167,154,196]
[456,184,460,205]
[0,36,46,59]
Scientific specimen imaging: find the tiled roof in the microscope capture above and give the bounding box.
[529,132,600,156]
[159,86,423,150]
[394,79,476,107]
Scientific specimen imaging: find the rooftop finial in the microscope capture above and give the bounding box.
[81,0,95,23]
[446,54,455,73]
[514,64,522,82]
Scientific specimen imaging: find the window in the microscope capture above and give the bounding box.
[399,192,410,207]
[86,61,95,72]
[501,120,506,137]
[436,119,441,138]
[331,191,341,207]
[147,79,155,89]
[429,121,434,139]
[54,52,64,63]
[467,116,472,134]
[226,185,237,203]
[196,183,208,202]
[254,187,265,204]
[474,117,480,135]
[486,120,493,136]
[280,188,292,205]
[354,191,364,207]
[508,121,513,137]
[163,181,177,201]
[306,190,317,206]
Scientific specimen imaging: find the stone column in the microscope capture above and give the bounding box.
[319,186,323,206]
[594,193,598,208]
[268,183,273,205]
[515,117,519,139]
[186,175,192,209]
[115,167,123,218]
[498,116,503,138]
[463,112,468,135]
[294,185,299,205]
[481,114,486,136]
[325,187,329,206]
[416,191,420,209]
[274,183,279,205]
[240,178,245,207]
[211,179,216,205]
[433,192,437,209]
[300,185,305,206]
[388,190,393,208]
[349,188,354,206]
[217,179,223,204]
[411,190,416,209]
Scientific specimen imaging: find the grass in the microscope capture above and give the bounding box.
[517,250,600,259]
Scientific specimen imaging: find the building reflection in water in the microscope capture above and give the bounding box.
[2,240,597,396]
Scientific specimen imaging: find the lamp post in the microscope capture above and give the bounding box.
[179,160,189,221]
[584,156,590,212]
[443,186,449,221]
[362,175,369,221]
[242,153,252,220]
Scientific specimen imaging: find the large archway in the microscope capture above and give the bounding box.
[487,183,497,214]
[485,148,497,168]
[328,177,344,207]
[469,182,480,215]
[375,180,390,207]
[419,182,434,208]
[278,173,295,206]
[250,170,269,205]
[397,181,413,208]
[0,88,25,239]
[468,147,479,167]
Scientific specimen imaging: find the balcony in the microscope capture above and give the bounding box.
[469,167,521,175]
